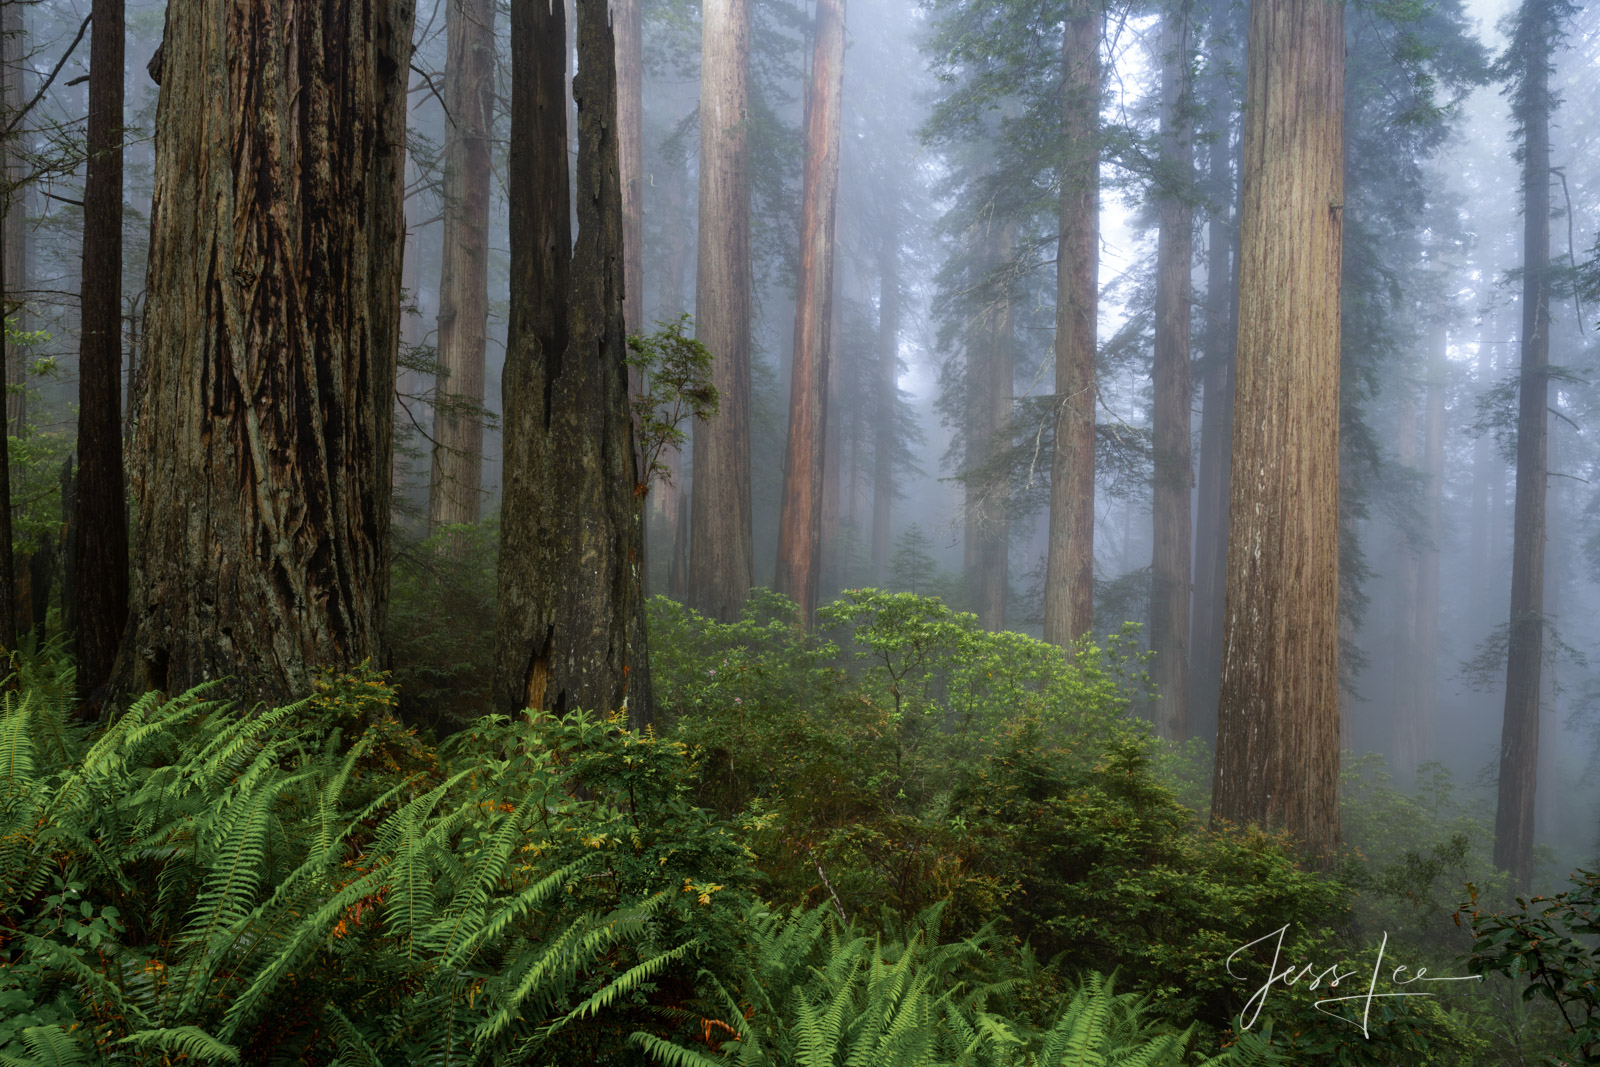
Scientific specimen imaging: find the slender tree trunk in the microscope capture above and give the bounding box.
[74,0,129,699]
[428,0,494,530]
[1494,1,1554,893]
[2,0,23,433]
[1392,378,1421,777]
[1415,322,1445,766]
[494,0,650,725]
[1209,0,1344,859]
[1151,1,1194,740]
[656,150,691,597]
[775,0,845,624]
[1042,5,1100,646]
[111,0,412,709]
[0,228,12,657]
[872,215,899,585]
[820,258,843,597]
[973,226,1015,632]
[689,0,754,622]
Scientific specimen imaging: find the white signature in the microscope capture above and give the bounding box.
[1227,925,1480,1038]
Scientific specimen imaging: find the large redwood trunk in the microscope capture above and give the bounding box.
[428,0,495,529]
[1042,5,1100,646]
[1494,0,1554,894]
[688,0,755,622]
[111,0,412,709]
[1209,0,1344,860]
[775,0,845,624]
[1150,1,1194,739]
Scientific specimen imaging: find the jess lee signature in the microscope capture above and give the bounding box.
[1227,925,1480,1037]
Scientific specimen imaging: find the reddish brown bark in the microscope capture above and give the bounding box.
[1042,5,1100,646]
[1209,0,1344,860]
[112,0,412,708]
[689,0,754,622]
[775,0,845,624]
[1495,1,1554,894]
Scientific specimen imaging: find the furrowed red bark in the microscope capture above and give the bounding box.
[1209,0,1344,860]
[1042,4,1100,646]
[111,0,412,709]
[688,0,755,622]
[1494,0,1554,894]
[775,0,845,624]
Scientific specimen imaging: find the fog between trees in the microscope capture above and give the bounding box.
[1,0,1598,887]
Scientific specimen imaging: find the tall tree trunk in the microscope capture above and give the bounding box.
[973,224,1015,632]
[494,0,651,726]
[2,0,23,433]
[74,0,128,699]
[1188,29,1239,744]
[1150,1,1194,740]
[872,216,899,585]
[1042,5,1100,645]
[1391,378,1421,777]
[775,0,845,624]
[820,258,843,597]
[688,0,754,622]
[1209,0,1343,859]
[1494,0,1554,893]
[654,149,691,597]
[1415,322,1445,767]
[428,0,494,530]
[111,0,412,709]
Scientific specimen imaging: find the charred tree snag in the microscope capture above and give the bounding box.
[493,0,652,727]
[110,0,412,710]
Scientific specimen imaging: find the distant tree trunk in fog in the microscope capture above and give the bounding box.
[1042,5,1100,646]
[1209,0,1343,860]
[111,0,411,709]
[972,225,1015,632]
[820,264,843,595]
[776,0,845,624]
[3,0,24,434]
[0,231,13,656]
[1415,324,1445,765]
[1391,378,1421,776]
[1494,0,1556,894]
[617,0,643,341]
[689,0,754,622]
[1188,22,1239,744]
[72,0,128,698]
[494,0,651,725]
[428,0,494,531]
[872,213,899,585]
[658,153,692,600]
[1150,1,1194,740]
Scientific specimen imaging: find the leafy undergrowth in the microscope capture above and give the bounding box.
[0,589,1578,1064]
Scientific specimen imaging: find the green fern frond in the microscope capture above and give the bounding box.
[323,1005,386,1067]
[17,1026,90,1067]
[628,1032,730,1067]
[117,1025,241,1064]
